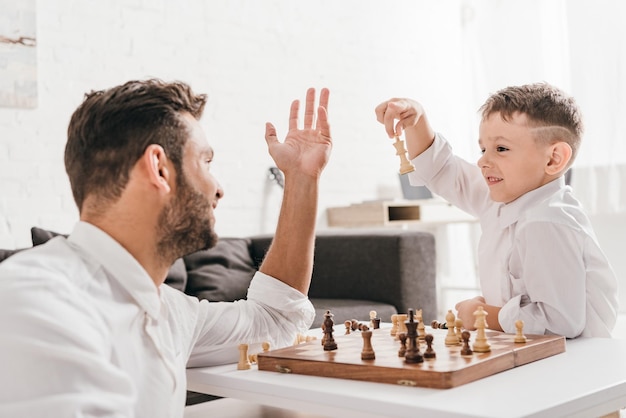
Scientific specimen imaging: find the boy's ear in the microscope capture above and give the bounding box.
[545,142,573,176]
[143,144,172,193]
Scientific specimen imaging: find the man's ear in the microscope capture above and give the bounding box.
[143,145,172,193]
[545,142,573,176]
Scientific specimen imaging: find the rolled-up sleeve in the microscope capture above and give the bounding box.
[185,272,314,367]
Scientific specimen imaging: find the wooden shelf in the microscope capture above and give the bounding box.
[326,199,475,228]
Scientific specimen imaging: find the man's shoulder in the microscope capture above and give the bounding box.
[0,237,89,287]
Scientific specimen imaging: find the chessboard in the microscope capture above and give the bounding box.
[256,326,566,389]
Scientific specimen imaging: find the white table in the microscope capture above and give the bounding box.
[187,337,626,418]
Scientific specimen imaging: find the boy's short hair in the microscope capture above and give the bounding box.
[65,79,207,212]
[479,83,583,165]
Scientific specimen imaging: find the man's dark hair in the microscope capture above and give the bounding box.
[65,79,207,211]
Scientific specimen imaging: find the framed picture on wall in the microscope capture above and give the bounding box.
[0,0,37,109]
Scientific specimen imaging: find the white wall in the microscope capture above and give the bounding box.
[0,0,470,249]
[1,1,624,321]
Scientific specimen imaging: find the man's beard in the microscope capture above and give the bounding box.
[156,176,218,263]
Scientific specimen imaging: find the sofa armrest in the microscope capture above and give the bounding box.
[249,229,437,322]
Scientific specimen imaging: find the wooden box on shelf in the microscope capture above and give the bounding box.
[326,199,475,228]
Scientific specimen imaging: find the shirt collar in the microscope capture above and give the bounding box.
[67,221,162,319]
[496,177,567,229]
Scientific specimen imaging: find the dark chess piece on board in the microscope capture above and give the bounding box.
[431,320,448,330]
[323,310,338,351]
[423,334,436,359]
[398,333,407,357]
[461,330,473,357]
[404,309,424,364]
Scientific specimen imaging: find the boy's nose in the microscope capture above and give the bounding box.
[477,153,489,168]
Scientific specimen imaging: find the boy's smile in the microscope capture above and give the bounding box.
[478,112,555,204]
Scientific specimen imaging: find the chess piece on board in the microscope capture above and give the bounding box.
[396,313,408,339]
[416,309,426,340]
[237,344,251,370]
[423,334,436,359]
[460,331,473,357]
[431,320,448,330]
[398,333,407,357]
[294,334,316,345]
[361,329,376,360]
[514,319,527,343]
[404,309,424,364]
[345,320,352,335]
[323,310,338,351]
[390,314,399,336]
[472,306,491,353]
[392,135,416,174]
[247,342,270,364]
[445,310,460,346]
[455,318,463,342]
[368,310,380,329]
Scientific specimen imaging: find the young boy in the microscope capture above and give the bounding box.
[375,83,618,338]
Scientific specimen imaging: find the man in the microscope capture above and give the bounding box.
[0,79,332,417]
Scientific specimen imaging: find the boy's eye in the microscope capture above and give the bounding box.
[479,148,486,155]
[496,146,509,152]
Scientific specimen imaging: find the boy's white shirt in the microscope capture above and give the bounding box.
[408,134,619,338]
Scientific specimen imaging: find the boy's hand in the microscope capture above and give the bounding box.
[374,98,426,138]
[454,296,504,333]
[374,98,435,159]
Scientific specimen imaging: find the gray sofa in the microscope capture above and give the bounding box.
[1,227,437,328]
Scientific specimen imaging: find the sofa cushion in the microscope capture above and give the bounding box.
[31,226,66,245]
[0,248,24,263]
[183,238,256,302]
[29,226,187,291]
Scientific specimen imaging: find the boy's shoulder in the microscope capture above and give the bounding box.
[519,186,590,230]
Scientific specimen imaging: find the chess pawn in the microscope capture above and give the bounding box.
[398,333,407,357]
[460,331,473,357]
[455,318,463,342]
[472,306,491,353]
[345,320,352,335]
[369,310,378,329]
[361,329,376,360]
[396,313,408,339]
[445,310,460,346]
[514,319,527,343]
[390,314,399,336]
[423,334,436,360]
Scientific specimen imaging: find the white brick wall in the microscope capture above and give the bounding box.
[0,0,471,248]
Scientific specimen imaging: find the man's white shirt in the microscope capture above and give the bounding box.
[0,221,314,417]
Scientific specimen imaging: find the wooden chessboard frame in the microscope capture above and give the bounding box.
[257,328,566,389]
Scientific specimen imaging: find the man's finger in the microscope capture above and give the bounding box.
[303,88,316,129]
[289,100,300,132]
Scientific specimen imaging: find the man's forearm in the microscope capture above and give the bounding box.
[259,173,318,295]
